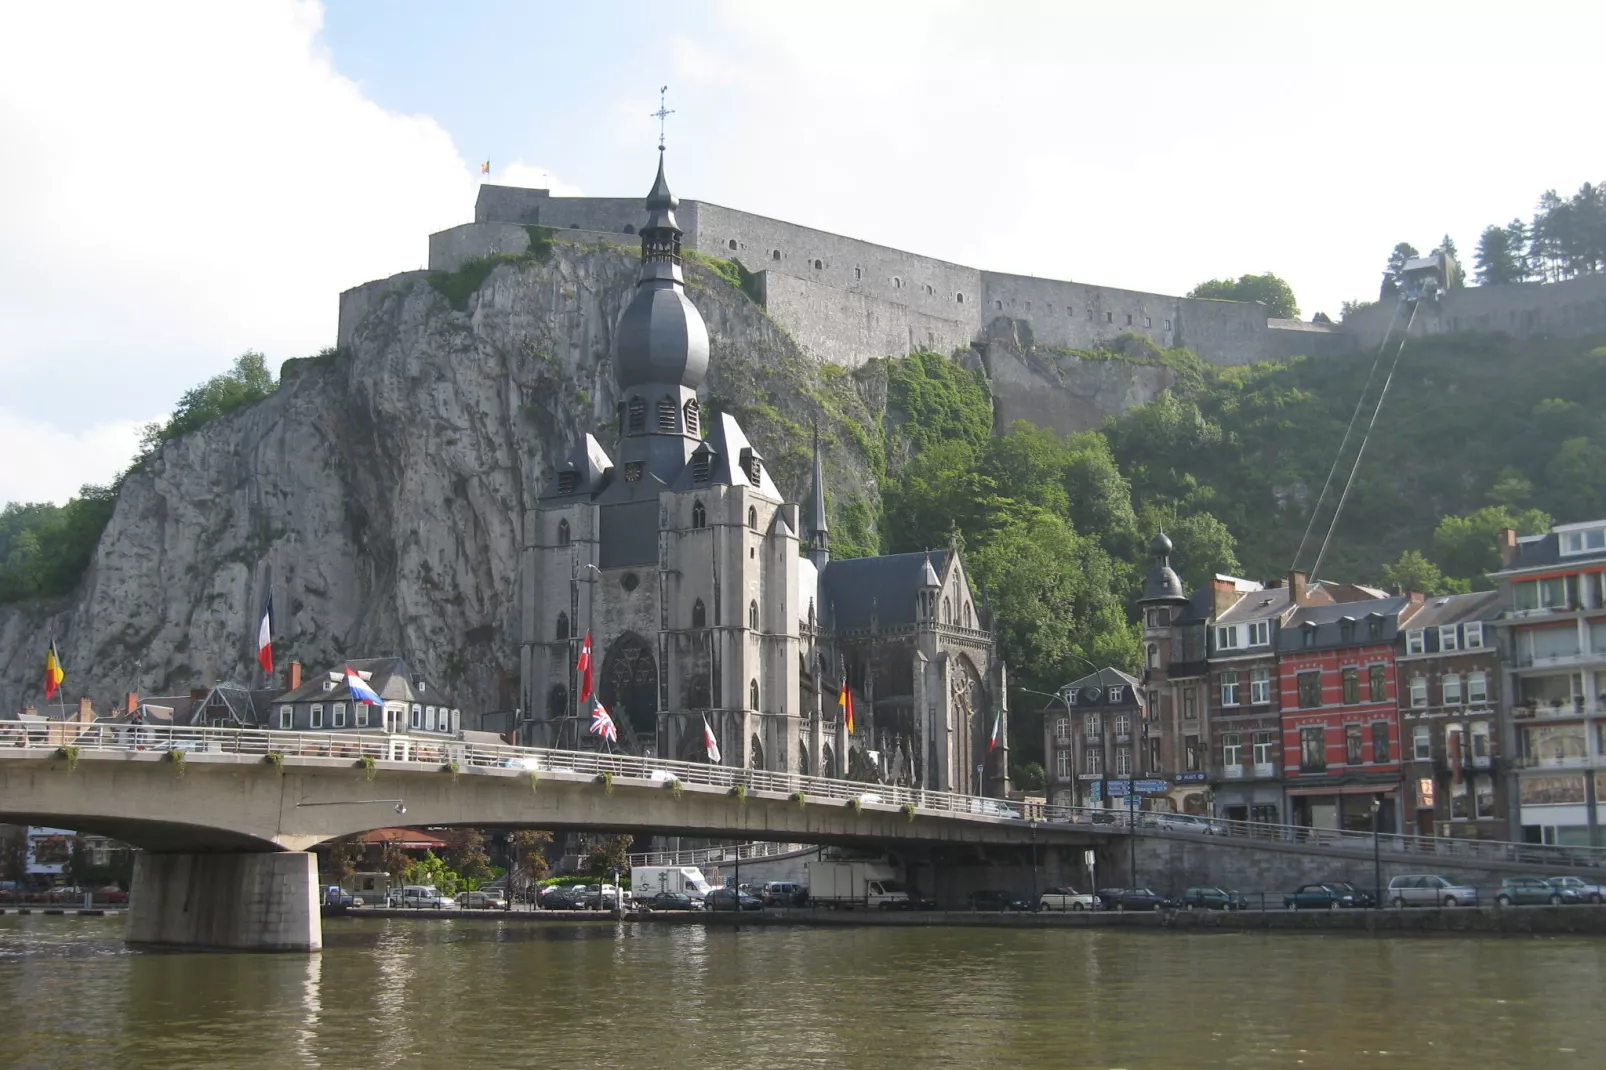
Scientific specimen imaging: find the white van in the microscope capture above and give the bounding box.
[630,866,715,903]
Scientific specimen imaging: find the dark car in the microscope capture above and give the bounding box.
[1325,882,1377,909]
[965,889,1030,912]
[538,886,584,910]
[1495,876,1574,907]
[1100,887,1174,912]
[643,891,700,911]
[705,888,764,912]
[1284,883,1360,910]
[1180,885,1247,911]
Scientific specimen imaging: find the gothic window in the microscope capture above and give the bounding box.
[599,633,658,739]
[557,519,570,546]
[627,396,646,434]
[556,612,570,640]
[963,602,972,628]
[657,396,678,433]
[557,471,578,495]
[692,599,707,628]
[692,452,710,483]
[749,679,759,710]
[799,745,810,775]
[943,596,952,623]
[546,684,568,720]
[823,743,836,778]
[748,505,758,530]
[683,398,700,436]
[748,600,759,631]
[691,500,706,528]
[749,733,764,770]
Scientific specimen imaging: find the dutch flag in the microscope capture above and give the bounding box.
[345,666,383,706]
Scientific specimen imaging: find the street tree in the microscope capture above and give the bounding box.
[1380,242,1420,299]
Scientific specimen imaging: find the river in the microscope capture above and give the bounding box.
[2,914,1604,1068]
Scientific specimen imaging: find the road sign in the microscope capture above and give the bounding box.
[1174,772,1208,784]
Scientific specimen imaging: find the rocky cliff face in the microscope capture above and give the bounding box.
[0,241,881,716]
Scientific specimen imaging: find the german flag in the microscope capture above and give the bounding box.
[839,676,854,735]
[43,638,64,699]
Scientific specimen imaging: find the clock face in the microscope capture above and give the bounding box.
[1083,686,1102,704]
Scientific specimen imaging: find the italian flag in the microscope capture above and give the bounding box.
[988,709,1003,753]
[257,594,274,674]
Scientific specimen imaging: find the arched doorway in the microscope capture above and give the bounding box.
[599,633,658,750]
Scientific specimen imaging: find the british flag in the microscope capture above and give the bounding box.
[589,702,618,744]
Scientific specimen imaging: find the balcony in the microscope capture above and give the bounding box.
[1512,701,1601,721]
[1210,761,1279,781]
[1114,732,1132,744]
[1515,649,1606,670]
[1168,660,1210,679]
[1253,761,1277,778]
[1513,754,1598,770]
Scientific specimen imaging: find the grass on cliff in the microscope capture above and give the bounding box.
[428,225,557,312]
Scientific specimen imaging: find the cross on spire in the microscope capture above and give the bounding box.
[651,85,675,151]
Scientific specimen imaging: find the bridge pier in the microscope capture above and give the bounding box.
[126,851,322,952]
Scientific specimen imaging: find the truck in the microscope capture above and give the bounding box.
[629,866,716,904]
[805,860,911,910]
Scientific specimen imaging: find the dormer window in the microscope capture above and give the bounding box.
[557,471,579,495]
[1559,526,1606,555]
[627,396,646,434]
[657,396,678,433]
[683,398,700,436]
[741,449,763,484]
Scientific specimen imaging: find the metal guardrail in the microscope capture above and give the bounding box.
[627,842,808,868]
[4,722,1606,869]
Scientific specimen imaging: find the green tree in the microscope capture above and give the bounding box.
[401,850,461,895]
[443,829,494,884]
[1187,273,1300,319]
[1015,762,1046,792]
[324,835,365,885]
[1380,242,1420,299]
[1380,550,1466,596]
[138,350,277,459]
[1485,467,1535,508]
[509,830,553,902]
[583,835,633,878]
[1432,506,1553,587]
[1544,437,1606,520]
[1437,234,1463,287]
[1136,505,1240,593]
[1475,224,1521,286]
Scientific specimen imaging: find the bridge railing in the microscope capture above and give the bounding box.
[9,723,1606,869]
[626,841,809,868]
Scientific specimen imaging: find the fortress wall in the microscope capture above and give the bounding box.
[1263,320,1355,360]
[1176,297,1278,366]
[1344,274,1606,350]
[693,202,982,324]
[761,271,975,368]
[427,223,631,273]
[474,185,672,239]
[979,272,1182,353]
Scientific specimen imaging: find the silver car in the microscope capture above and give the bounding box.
[1387,874,1478,908]
[1546,876,1606,904]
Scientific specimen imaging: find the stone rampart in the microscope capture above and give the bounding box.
[1343,273,1606,351]
[979,272,1182,353]
[761,271,975,368]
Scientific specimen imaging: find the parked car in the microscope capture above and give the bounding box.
[457,890,508,910]
[1494,877,1574,907]
[95,885,129,904]
[1099,887,1175,912]
[1180,885,1247,911]
[579,886,629,910]
[1142,813,1223,835]
[761,881,807,907]
[705,887,764,911]
[1321,882,1377,909]
[322,886,363,907]
[538,886,585,910]
[1387,874,1479,908]
[389,885,454,909]
[964,889,1030,912]
[47,886,87,902]
[1546,876,1606,904]
[1284,883,1361,910]
[1038,886,1101,912]
[643,891,702,911]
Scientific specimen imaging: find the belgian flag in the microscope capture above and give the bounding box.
[43,638,64,699]
[838,676,854,735]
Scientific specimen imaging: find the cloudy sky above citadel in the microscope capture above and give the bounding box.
[1,0,1599,505]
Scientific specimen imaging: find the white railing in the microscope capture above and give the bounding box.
[6,722,1606,870]
[626,841,808,868]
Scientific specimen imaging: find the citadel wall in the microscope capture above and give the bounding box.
[1343,273,1606,351]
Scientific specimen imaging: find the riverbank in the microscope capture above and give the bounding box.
[341,904,1606,935]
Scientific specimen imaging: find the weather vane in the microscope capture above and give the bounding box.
[652,85,674,151]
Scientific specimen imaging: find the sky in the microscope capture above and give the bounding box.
[1,0,1600,506]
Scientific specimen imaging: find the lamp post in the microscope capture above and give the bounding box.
[1371,796,1383,909]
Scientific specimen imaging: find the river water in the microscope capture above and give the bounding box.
[2,914,1604,1068]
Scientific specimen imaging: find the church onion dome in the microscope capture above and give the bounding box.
[614,152,710,392]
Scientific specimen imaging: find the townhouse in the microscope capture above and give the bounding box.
[1044,667,1147,810]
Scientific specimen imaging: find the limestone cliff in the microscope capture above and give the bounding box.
[0,240,881,715]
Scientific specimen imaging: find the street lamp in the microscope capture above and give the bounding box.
[1370,796,1383,909]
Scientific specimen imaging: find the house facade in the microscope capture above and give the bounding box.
[1045,667,1147,810]
[1394,591,1504,839]
[1490,518,1606,846]
[268,657,461,740]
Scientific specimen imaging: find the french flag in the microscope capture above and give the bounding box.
[345,666,383,705]
[257,594,274,675]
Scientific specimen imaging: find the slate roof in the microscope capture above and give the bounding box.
[668,412,782,498]
[1172,587,1214,626]
[821,550,949,631]
[1277,595,1418,652]
[1397,589,1500,632]
[1215,586,1292,626]
[270,657,454,709]
[1495,524,1606,575]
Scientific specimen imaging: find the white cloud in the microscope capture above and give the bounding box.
[0,410,152,504]
[494,162,584,198]
[0,1,571,504]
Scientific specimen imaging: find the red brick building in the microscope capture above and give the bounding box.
[1278,595,1424,833]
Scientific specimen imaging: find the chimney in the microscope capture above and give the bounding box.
[289,660,303,690]
[125,691,139,715]
[1288,570,1309,606]
[76,697,95,722]
[1211,576,1238,618]
[1499,527,1518,567]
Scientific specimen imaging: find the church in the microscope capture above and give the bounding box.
[517,150,1007,796]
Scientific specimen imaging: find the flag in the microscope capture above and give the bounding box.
[43,638,64,700]
[838,676,854,735]
[256,594,274,674]
[589,702,618,743]
[702,716,721,763]
[988,710,1003,753]
[577,632,593,704]
[480,160,490,174]
[344,666,383,705]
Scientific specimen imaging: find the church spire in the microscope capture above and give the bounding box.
[808,422,830,569]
